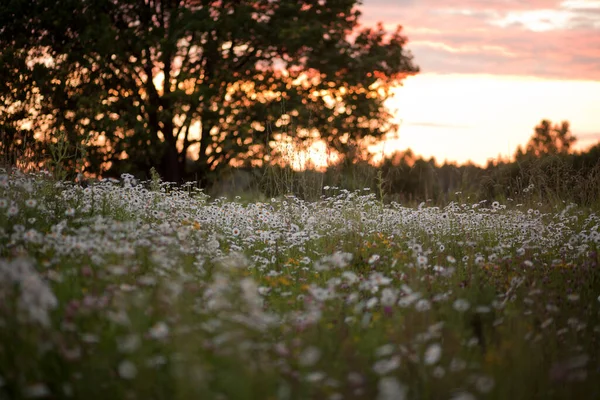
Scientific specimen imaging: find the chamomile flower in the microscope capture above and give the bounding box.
[7,205,18,217]
[148,321,169,340]
[368,254,380,264]
[23,383,50,398]
[453,299,470,312]
[376,377,407,400]
[25,198,38,208]
[475,375,495,393]
[423,343,442,365]
[415,299,431,312]
[299,346,321,367]
[450,391,476,400]
[373,356,401,375]
[118,360,137,379]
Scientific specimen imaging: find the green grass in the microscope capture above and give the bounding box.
[0,168,599,399]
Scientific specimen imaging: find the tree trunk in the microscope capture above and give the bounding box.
[161,142,182,183]
[194,120,212,188]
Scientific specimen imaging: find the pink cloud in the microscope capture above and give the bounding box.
[359,0,600,80]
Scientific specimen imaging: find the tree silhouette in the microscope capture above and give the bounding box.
[0,0,419,183]
[515,119,576,159]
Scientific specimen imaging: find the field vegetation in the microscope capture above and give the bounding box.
[1,166,599,399]
[2,1,599,398]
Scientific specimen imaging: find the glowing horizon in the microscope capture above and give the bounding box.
[359,0,600,166]
[367,73,600,166]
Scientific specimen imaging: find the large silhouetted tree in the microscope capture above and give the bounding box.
[515,119,576,160]
[0,0,419,183]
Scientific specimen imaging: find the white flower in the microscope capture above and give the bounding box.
[299,346,321,367]
[432,366,445,378]
[540,318,554,329]
[25,198,38,208]
[375,344,395,358]
[305,371,325,382]
[369,272,391,286]
[342,271,358,284]
[415,299,431,312]
[207,236,220,252]
[148,321,169,340]
[450,357,467,372]
[366,297,379,309]
[423,343,442,365]
[1,258,58,327]
[220,252,248,269]
[450,391,476,400]
[81,333,99,344]
[377,377,407,400]
[475,375,495,393]
[368,254,380,264]
[567,293,580,302]
[117,334,141,353]
[475,306,491,314]
[398,293,421,308]
[380,288,397,307]
[23,383,50,398]
[240,277,262,310]
[146,355,167,368]
[118,360,137,379]
[258,286,270,295]
[546,304,560,313]
[7,205,18,217]
[453,299,470,312]
[347,372,364,386]
[309,285,332,302]
[328,251,353,268]
[373,356,401,375]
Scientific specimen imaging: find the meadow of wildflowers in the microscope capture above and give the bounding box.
[0,168,599,399]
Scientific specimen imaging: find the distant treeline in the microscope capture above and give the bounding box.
[210,119,600,206]
[3,116,599,205]
[211,140,600,206]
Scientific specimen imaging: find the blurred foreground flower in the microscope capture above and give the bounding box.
[0,258,57,327]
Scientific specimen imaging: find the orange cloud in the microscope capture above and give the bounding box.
[360,0,600,80]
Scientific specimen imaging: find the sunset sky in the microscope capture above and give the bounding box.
[359,0,600,166]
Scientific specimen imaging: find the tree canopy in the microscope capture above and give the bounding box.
[515,119,576,160]
[0,0,419,183]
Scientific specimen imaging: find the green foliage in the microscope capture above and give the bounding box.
[0,0,419,184]
[1,171,600,399]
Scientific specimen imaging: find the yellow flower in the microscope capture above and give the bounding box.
[279,277,291,286]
